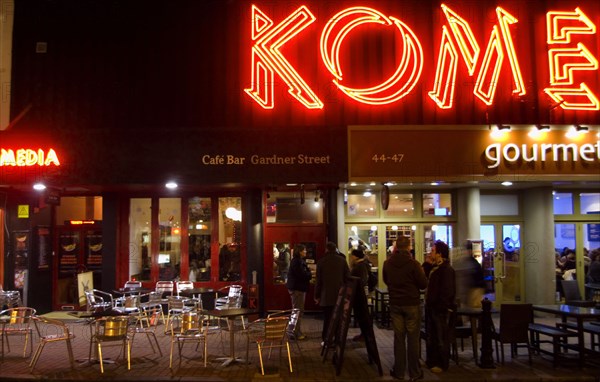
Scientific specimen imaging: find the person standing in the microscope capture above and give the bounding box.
[425,240,456,374]
[384,236,428,381]
[286,243,312,340]
[315,241,350,344]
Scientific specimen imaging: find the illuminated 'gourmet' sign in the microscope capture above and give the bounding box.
[245,4,599,111]
[0,148,60,167]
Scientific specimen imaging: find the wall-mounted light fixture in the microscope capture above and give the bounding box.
[381,184,390,211]
[496,124,511,130]
[33,183,46,191]
[537,124,550,131]
[529,124,550,138]
[314,190,320,203]
[490,124,511,139]
[165,181,178,189]
[575,125,589,132]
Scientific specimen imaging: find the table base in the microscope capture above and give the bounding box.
[215,356,245,367]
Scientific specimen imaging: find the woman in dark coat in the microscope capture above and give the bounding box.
[286,243,312,339]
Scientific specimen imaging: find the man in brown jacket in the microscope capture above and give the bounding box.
[383,236,428,381]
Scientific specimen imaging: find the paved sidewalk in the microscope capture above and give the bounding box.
[0,313,598,381]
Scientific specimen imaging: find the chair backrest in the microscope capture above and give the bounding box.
[264,316,289,341]
[561,280,583,301]
[1,307,36,325]
[124,281,142,290]
[176,281,194,295]
[226,285,243,307]
[36,316,71,339]
[175,311,205,334]
[167,295,187,311]
[498,303,532,342]
[96,316,129,340]
[156,281,174,296]
[268,308,299,337]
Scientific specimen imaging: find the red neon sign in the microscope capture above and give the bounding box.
[0,148,60,167]
[245,4,599,112]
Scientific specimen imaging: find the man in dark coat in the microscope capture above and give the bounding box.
[384,236,428,381]
[425,240,456,374]
[315,241,350,343]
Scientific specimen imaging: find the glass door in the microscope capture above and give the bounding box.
[54,222,102,309]
[480,223,522,306]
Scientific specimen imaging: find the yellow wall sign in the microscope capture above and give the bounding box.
[18,205,29,218]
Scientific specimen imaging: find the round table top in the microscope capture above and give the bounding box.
[179,288,215,297]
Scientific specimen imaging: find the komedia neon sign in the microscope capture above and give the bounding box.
[0,148,60,167]
[245,4,599,111]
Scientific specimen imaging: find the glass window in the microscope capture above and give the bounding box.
[384,225,414,258]
[383,193,415,217]
[273,242,291,284]
[129,198,151,281]
[555,223,576,257]
[580,192,600,215]
[424,224,453,254]
[188,197,212,282]
[158,198,181,281]
[553,192,573,214]
[423,193,452,216]
[481,194,519,215]
[266,191,323,223]
[346,191,378,217]
[218,197,242,282]
[583,223,600,256]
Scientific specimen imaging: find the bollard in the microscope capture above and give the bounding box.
[479,297,495,369]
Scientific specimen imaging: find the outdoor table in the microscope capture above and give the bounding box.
[456,307,484,364]
[179,288,215,310]
[533,304,600,367]
[206,308,258,366]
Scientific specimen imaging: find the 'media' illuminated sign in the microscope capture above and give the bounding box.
[246,4,599,111]
[0,148,60,167]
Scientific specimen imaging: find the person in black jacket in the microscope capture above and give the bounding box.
[384,236,428,381]
[286,243,312,340]
[425,240,456,374]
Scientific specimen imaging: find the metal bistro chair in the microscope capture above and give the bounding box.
[139,291,166,325]
[130,304,163,357]
[268,308,302,354]
[1,307,39,361]
[91,316,131,373]
[85,289,116,312]
[244,315,293,375]
[215,285,245,329]
[169,310,211,369]
[165,295,193,334]
[29,316,75,371]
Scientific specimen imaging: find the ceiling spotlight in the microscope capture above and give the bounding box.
[33,183,46,191]
[501,181,513,187]
[165,181,178,189]
[314,191,320,203]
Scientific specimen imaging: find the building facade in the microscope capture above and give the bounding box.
[0,0,598,312]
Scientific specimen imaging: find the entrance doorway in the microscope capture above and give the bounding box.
[480,223,523,306]
[263,226,325,312]
[54,221,102,310]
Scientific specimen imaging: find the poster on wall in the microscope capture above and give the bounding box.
[589,212,600,242]
[13,231,29,289]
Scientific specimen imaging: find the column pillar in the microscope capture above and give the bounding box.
[457,187,481,246]
[523,187,555,305]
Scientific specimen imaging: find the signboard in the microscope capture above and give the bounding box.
[348,126,600,182]
[322,277,382,376]
[17,204,29,218]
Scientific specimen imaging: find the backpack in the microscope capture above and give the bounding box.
[367,266,377,292]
